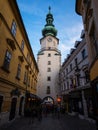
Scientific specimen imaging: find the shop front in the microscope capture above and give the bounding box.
[91,77,98,120]
[69,90,84,115]
[24,91,42,117]
[84,87,93,118]
[62,94,69,113]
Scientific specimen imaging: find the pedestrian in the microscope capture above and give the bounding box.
[30,106,36,124]
[42,103,47,117]
[37,104,42,121]
[57,104,60,119]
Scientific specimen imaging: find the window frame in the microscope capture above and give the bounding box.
[21,40,24,51]
[47,67,51,72]
[48,61,51,65]
[16,64,21,80]
[47,76,51,81]
[81,49,86,60]
[46,86,50,94]
[48,53,51,57]
[11,20,17,37]
[3,50,12,72]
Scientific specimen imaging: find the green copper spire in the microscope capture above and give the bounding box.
[42,7,57,37]
[49,6,51,13]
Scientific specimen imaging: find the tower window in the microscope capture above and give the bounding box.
[47,68,51,72]
[48,61,51,65]
[47,76,51,81]
[48,53,51,57]
[46,86,50,94]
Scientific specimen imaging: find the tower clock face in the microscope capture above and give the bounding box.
[47,37,52,42]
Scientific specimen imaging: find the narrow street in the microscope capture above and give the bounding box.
[0,113,96,130]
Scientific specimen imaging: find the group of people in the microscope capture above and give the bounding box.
[30,103,62,123]
[30,104,42,123]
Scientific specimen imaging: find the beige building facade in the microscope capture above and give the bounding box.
[0,0,38,125]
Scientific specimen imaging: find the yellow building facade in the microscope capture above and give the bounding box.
[76,0,98,122]
[0,0,39,124]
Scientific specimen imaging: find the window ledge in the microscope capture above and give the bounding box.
[16,76,20,80]
[1,66,10,73]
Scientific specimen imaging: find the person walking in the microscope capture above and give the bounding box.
[30,106,36,124]
[37,104,42,121]
[57,104,60,119]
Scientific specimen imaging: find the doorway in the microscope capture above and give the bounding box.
[9,97,17,120]
[19,97,24,116]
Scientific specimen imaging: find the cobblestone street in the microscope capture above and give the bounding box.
[0,114,97,130]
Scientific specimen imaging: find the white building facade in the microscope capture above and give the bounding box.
[60,30,93,121]
[37,7,61,103]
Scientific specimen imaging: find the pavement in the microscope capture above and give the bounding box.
[0,113,97,130]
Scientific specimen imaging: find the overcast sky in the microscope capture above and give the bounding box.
[16,0,83,63]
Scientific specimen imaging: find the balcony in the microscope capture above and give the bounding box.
[38,47,61,55]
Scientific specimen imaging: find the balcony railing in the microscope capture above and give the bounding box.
[38,47,61,55]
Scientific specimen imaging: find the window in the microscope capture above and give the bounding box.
[46,86,50,94]
[24,72,27,84]
[21,40,24,51]
[0,95,3,113]
[48,61,51,65]
[70,79,74,88]
[47,68,51,72]
[77,75,80,86]
[28,76,30,87]
[70,64,72,71]
[48,53,51,57]
[82,49,86,59]
[67,81,69,89]
[47,76,51,81]
[27,53,30,63]
[84,70,90,83]
[75,58,78,66]
[16,64,21,79]
[3,50,12,71]
[66,68,68,74]
[11,20,17,37]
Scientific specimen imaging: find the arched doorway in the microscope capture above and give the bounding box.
[19,96,24,116]
[42,96,54,113]
[0,95,3,113]
[43,96,54,104]
[9,97,17,120]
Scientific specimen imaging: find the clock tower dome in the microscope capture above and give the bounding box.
[37,7,61,104]
[42,6,57,37]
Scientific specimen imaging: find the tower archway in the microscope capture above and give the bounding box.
[43,96,54,104]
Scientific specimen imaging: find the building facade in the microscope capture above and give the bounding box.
[0,0,38,125]
[76,0,98,121]
[60,30,93,120]
[37,7,61,103]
